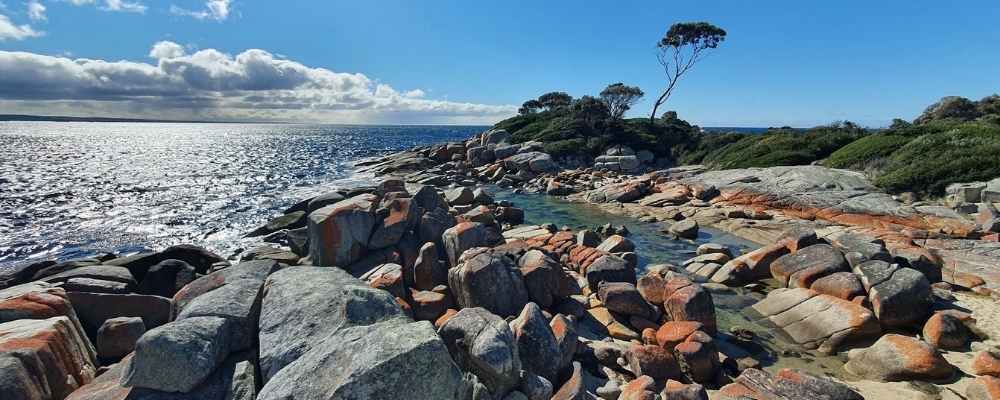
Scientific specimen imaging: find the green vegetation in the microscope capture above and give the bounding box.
[494,91,1000,196]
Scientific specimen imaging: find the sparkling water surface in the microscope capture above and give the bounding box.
[0,122,482,267]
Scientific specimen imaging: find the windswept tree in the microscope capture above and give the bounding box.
[600,83,644,120]
[519,99,543,115]
[538,91,573,111]
[572,95,610,128]
[650,22,727,123]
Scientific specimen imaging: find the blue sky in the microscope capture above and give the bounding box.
[1,1,998,126]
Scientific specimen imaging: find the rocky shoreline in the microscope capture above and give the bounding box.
[2,127,1000,399]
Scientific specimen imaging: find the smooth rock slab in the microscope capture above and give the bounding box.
[751,288,880,354]
[258,320,463,400]
[257,266,405,381]
[718,368,863,400]
[770,244,848,288]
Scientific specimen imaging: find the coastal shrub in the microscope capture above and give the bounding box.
[697,127,864,169]
[824,134,913,171]
[874,122,1000,195]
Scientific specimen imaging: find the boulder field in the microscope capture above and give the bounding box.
[2,128,999,399]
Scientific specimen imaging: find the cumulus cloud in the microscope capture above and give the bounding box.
[65,0,146,13]
[0,42,516,123]
[170,0,230,21]
[27,1,46,21]
[0,13,42,40]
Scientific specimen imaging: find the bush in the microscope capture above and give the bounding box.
[824,134,913,171]
[697,127,864,169]
[874,122,1000,195]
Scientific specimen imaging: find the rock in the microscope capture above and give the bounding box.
[172,259,278,312]
[247,211,307,237]
[660,381,708,400]
[447,187,476,206]
[494,144,520,160]
[419,205,456,247]
[618,375,657,400]
[67,292,173,339]
[967,376,1000,400]
[472,188,495,205]
[518,371,553,400]
[751,288,880,354]
[175,276,265,350]
[662,278,717,335]
[136,259,196,298]
[121,316,235,392]
[809,272,866,300]
[636,272,668,305]
[718,368,863,400]
[656,321,704,350]
[362,263,406,299]
[257,266,405,381]
[305,191,347,213]
[449,248,529,317]
[518,250,569,309]
[443,222,501,267]
[40,265,136,289]
[596,235,635,254]
[413,242,447,290]
[505,151,557,173]
[598,282,657,320]
[696,243,732,258]
[973,351,1000,377]
[63,277,131,294]
[105,244,224,278]
[307,194,378,267]
[626,344,681,381]
[669,220,699,239]
[97,317,145,361]
[369,197,418,249]
[551,362,585,400]
[439,307,522,397]
[844,334,954,381]
[483,129,512,146]
[922,312,970,350]
[549,314,578,372]
[855,260,932,328]
[411,290,452,322]
[510,303,561,383]
[0,316,97,399]
[496,206,526,225]
[547,180,574,196]
[710,243,790,285]
[577,230,601,247]
[585,254,636,292]
[674,339,718,384]
[770,244,848,288]
[258,320,462,400]
[412,185,447,212]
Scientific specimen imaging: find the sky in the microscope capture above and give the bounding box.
[0,1,998,126]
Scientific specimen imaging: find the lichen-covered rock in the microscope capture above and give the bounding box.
[509,303,560,383]
[718,368,863,400]
[550,362,585,400]
[662,277,717,335]
[922,311,970,350]
[618,375,657,400]
[710,243,789,285]
[549,314,577,372]
[369,197,418,249]
[585,254,635,292]
[843,334,954,381]
[855,260,932,328]
[809,272,865,300]
[598,282,657,320]
[443,222,502,267]
[751,288,880,354]
[770,244,848,288]
[661,380,708,400]
[973,351,1000,377]
[967,376,1000,400]
[257,266,405,381]
[596,235,635,254]
[518,250,569,309]
[626,343,681,381]
[307,194,378,267]
[449,248,529,317]
[258,320,463,400]
[438,307,522,397]
[0,315,97,400]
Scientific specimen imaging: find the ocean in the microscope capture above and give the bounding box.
[0,122,483,267]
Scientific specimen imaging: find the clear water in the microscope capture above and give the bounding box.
[0,122,483,267]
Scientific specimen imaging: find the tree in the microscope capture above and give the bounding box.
[599,83,644,120]
[519,99,543,115]
[538,92,573,111]
[650,22,727,123]
[572,95,610,128]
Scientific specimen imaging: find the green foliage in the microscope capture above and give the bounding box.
[824,134,913,170]
[537,92,573,111]
[874,121,1000,195]
[659,22,727,49]
[599,83,644,119]
[697,127,865,169]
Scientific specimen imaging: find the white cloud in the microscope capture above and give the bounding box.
[0,42,516,124]
[0,13,42,40]
[170,0,230,21]
[149,40,186,60]
[27,1,46,21]
[65,0,146,13]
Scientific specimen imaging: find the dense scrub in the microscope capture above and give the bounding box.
[496,93,1000,196]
